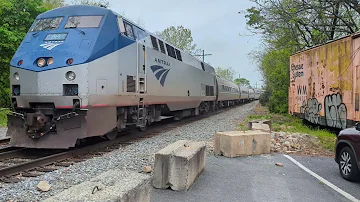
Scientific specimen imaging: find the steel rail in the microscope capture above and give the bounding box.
[0,138,10,144]
[0,148,26,160]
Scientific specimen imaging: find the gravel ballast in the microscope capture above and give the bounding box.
[0,101,257,201]
[0,127,8,139]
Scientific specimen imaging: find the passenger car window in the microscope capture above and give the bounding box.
[29,17,63,32]
[65,16,103,28]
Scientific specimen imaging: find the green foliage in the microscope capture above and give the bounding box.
[0,0,47,108]
[215,66,236,81]
[157,25,200,55]
[244,114,271,122]
[237,123,247,132]
[244,0,360,114]
[0,108,10,127]
[71,0,110,7]
[42,0,64,9]
[234,78,250,87]
[260,48,290,113]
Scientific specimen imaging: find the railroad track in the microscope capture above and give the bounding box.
[0,138,10,148]
[0,102,253,183]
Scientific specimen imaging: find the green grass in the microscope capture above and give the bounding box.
[0,108,9,127]
[244,112,336,152]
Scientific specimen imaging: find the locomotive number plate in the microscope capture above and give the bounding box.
[44,33,68,41]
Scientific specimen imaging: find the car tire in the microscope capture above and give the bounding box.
[338,146,360,181]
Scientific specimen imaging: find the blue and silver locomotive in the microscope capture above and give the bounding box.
[7,5,254,149]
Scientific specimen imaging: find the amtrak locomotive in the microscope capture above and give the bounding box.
[7,5,259,149]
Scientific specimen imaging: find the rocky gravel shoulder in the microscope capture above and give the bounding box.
[0,127,8,139]
[0,127,10,149]
[270,131,334,157]
[0,101,258,202]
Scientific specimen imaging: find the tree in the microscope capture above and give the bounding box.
[71,0,110,7]
[245,0,360,51]
[42,0,64,9]
[0,0,47,107]
[157,25,200,56]
[215,67,236,81]
[243,0,360,113]
[234,78,251,87]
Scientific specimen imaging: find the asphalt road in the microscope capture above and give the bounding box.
[291,155,360,200]
[150,154,359,202]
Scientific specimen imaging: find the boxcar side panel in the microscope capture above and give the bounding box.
[289,36,356,129]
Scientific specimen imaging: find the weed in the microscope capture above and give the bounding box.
[0,108,9,127]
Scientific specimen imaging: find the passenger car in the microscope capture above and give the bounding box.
[335,124,360,181]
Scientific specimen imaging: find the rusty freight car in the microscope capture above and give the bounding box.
[288,33,360,130]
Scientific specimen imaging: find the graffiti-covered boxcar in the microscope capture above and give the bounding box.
[288,32,360,130]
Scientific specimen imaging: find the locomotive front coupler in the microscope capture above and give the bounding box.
[26,101,81,139]
[25,111,51,139]
[40,101,81,137]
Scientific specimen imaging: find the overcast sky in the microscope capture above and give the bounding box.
[65,0,264,87]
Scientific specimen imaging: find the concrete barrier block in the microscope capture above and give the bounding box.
[44,169,150,202]
[248,120,272,132]
[215,130,271,157]
[153,140,206,191]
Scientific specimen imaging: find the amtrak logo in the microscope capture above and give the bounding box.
[40,42,62,50]
[150,65,170,87]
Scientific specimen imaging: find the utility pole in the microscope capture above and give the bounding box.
[194,49,212,62]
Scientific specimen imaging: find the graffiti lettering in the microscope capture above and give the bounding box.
[291,63,304,82]
[300,98,322,125]
[296,85,307,102]
[297,85,307,95]
[324,94,347,129]
[291,64,303,71]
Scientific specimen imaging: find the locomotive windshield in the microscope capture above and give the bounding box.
[29,17,63,32]
[65,16,103,28]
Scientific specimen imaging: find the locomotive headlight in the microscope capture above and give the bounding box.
[65,71,76,81]
[13,72,19,81]
[47,58,54,65]
[37,58,46,67]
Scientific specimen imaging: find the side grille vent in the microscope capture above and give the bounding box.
[206,85,214,96]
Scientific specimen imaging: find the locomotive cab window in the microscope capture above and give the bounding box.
[116,16,126,34]
[133,26,147,40]
[123,22,135,39]
[29,17,64,32]
[65,16,103,28]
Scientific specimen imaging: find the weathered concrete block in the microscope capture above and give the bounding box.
[44,169,150,202]
[248,120,272,132]
[215,130,271,157]
[153,140,206,191]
